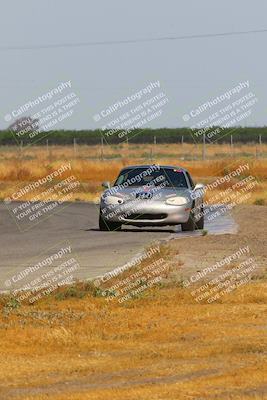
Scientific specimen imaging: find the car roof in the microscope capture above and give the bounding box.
[120,165,188,173]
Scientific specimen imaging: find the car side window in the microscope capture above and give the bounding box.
[115,175,123,186]
[185,172,195,188]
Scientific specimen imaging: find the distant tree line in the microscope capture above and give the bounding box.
[0,127,266,145]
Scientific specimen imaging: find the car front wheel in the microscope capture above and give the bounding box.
[99,214,121,231]
[181,211,195,232]
[195,206,204,230]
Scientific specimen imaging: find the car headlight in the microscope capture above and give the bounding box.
[103,195,124,205]
[165,196,189,206]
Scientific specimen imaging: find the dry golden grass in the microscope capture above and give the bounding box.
[0,280,266,399]
[0,143,267,204]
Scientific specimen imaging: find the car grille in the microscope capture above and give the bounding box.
[126,213,167,220]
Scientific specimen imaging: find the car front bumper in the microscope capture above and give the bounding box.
[100,200,191,226]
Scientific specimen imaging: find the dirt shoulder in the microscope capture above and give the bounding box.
[167,204,267,283]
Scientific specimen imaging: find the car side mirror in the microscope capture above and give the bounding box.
[194,183,205,191]
[102,181,111,189]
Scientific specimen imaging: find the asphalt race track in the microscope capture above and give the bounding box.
[0,202,237,291]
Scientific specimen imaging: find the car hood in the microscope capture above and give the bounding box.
[102,186,192,202]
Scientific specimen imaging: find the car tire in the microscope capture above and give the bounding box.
[181,211,195,232]
[99,214,121,231]
[195,206,204,230]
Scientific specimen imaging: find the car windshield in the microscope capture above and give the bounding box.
[114,167,188,188]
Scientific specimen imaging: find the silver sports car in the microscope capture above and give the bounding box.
[99,165,205,231]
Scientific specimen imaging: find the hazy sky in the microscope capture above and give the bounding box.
[0,0,267,130]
